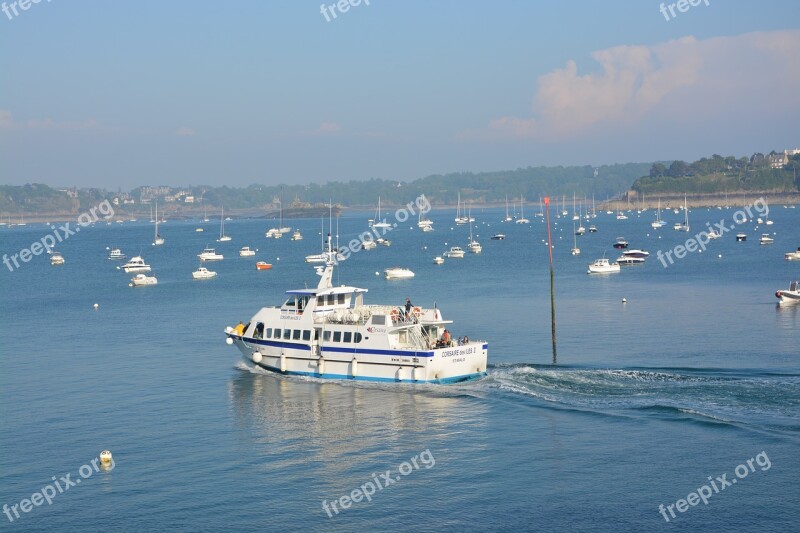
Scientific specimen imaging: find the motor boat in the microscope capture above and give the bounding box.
[291,230,303,241]
[129,273,157,287]
[433,256,445,265]
[265,228,282,239]
[706,229,722,239]
[784,247,800,261]
[49,252,65,266]
[376,237,392,247]
[616,212,628,220]
[256,261,273,270]
[361,239,377,250]
[384,267,415,280]
[587,257,621,274]
[622,249,649,259]
[468,240,482,254]
[616,255,645,265]
[198,247,224,261]
[736,233,747,242]
[775,280,800,304]
[108,248,126,260]
[305,253,328,263]
[224,237,488,383]
[239,246,257,257]
[760,234,774,245]
[491,234,505,240]
[119,256,151,273]
[588,225,597,233]
[195,228,204,232]
[443,246,465,258]
[192,266,217,280]
[612,237,629,249]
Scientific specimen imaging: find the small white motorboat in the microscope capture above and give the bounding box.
[612,237,629,249]
[706,229,722,239]
[759,234,774,245]
[305,253,328,263]
[361,239,377,250]
[588,225,597,233]
[622,249,649,259]
[616,255,645,265]
[491,234,505,240]
[736,233,747,242]
[587,258,620,274]
[129,273,158,287]
[239,246,257,257]
[468,240,482,254]
[50,252,65,266]
[384,267,415,280]
[775,280,800,304]
[376,237,391,247]
[108,248,126,260]
[443,246,465,258]
[784,247,800,261]
[192,266,217,280]
[433,256,445,265]
[119,256,151,273]
[198,247,224,261]
[291,230,303,241]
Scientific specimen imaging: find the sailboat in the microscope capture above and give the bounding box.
[575,203,586,234]
[455,192,469,225]
[561,195,568,217]
[266,195,291,237]
[651,199,666,228]
[467,209,481,253]
[203,204,209,222]
[571,222,581,255]
[503,194,513,222]
[515,197,530,224]
[765,199,773,225]
[370,197,392,229]
[417,194,433,231]
[152,202,164,246]
[673,195,689,232]
[572,193,579,221]
[217,206,232,242]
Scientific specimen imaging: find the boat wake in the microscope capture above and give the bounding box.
[474,364,800,431]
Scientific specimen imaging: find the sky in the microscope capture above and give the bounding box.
[1,0,799,189]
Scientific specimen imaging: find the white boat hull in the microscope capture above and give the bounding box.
[230,335,487,384]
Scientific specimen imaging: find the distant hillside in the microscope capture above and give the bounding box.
[0,162,652,216]
[631,153,800,195]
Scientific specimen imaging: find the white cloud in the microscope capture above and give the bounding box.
[315,121,341,135]
[459,30,800,140]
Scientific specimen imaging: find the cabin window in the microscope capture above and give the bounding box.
[314,329,320,340]
[323,331,331,342]
[302,330,311,341]
[354,333,362,343]
[254,323,264,339]
[266,328,272,338]
[274,329,281,339]
[338,294,345,304]
[333,331,342,342]
[283,328,291,340]
[372,315,385,326]
[293,329,301,340]
[317,296,325,306]
[343,331,352,343]
[327,295,335,305]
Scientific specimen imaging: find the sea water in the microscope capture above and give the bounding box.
[1,205,798,531]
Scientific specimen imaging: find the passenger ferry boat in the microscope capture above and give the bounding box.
[224,242,487,383]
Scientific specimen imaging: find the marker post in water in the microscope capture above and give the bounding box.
[544,197,557,364]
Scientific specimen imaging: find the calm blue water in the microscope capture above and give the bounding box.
[1,205,798,532]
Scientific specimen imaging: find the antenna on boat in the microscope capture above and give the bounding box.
[544,196,557,364]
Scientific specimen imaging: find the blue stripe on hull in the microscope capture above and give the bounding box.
[247,359,485,384]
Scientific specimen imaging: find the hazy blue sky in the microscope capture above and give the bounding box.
[1,0,798,189]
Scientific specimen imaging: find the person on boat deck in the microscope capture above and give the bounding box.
[441,329,451,347]
[404,297,413,317]
[234,321,245,335]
